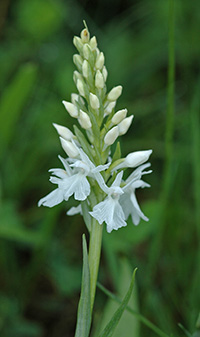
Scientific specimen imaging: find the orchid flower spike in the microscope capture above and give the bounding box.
[38,23,153,235]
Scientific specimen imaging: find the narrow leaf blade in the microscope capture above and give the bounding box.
[99,268,137,337]
[75,234,92,337]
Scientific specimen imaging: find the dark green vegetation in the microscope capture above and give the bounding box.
[0,0,199,336]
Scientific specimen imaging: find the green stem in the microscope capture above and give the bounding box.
[88,218,103,312]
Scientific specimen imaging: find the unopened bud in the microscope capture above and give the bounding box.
[118,115,133,135]
[124,150,152,168]
[89,93,100,109]
[53,123,74,141]
[77,79,85,97]
[89,36,97,50]
[71,93,84,106]
[95,70,104,89]
[96,48,100,57]
[83,43,92,60]
[81,28,90,43]
[104,101,116,115]
[60,137,79,158]
[82,60,89,78]
[107,85,122,101]
[73,36,83,53]
[78,109,92,129]
[73,54,83,71]
[95,52,105,70]
[102,66,108,81]
[62,101,78,118]
[104,126,119,146]
[111,109,128,124]
[73,71,82,84]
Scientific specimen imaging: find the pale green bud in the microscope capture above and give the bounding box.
[124,150,152,168]
[62,100,78,118]
[83,43,92,60]
[73,36,83,53]
[95,52,105,70]
[73,70,82,84]
[96,48,100,56]
[71,93,79,105]
[71,93,84,106]
[78,109,92,129]
[77,79,85,97]
[80,28,90,43]
[107,85,122,101]
[53,123,74,141]
[89,36,97,50]
[111,109,128,124]
[118,115,133,135]
[104,101,116,115]
[102,66,108,81]
[89,93,100,109]
[104,126,119,146]
[60,137,79,158]
[95,70,104,89]
[73,54,83,71]
[82,60,89,78]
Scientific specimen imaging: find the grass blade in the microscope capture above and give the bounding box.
[97,282,171,337]
[75,234,91,337]
[98,268,137,337]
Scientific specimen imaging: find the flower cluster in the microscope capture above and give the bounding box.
[38,25,152,233]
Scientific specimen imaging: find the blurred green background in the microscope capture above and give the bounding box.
[0,0,200,336]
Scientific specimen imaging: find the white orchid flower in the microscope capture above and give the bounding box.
[38,146,110,207]
[90,171,127,233]
[90,163,152,232]
[119,163,152,225]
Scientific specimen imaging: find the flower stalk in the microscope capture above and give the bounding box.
[88,217,103,311]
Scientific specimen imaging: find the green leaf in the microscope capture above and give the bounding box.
[96,259,139,337]
[112,142,121,162]
[75,234,92,337]
[97,283,171,337]
[0,63,38,158]
[73,125,94,161]
[178,323,192,337]
[99,268,137,337]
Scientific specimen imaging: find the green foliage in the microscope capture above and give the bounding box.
[98,268,137,337]
[0,0,200,336]
[95,259,139,337]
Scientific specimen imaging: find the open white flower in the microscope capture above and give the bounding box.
[90,172,127,233]
[119,163,152,225]
[38,146,110,207]
[38,156,73,207]
[90,163,152,232]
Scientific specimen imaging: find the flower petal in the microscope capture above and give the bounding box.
[67,204,82,216]
[63,173,90,201]
[38,188,64,208]
[112,171,123,187]
[58,155,73,175]
[126,163,151,183]
[130,192,149,224]
[49,168,68,179]
[90,197,127,233]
